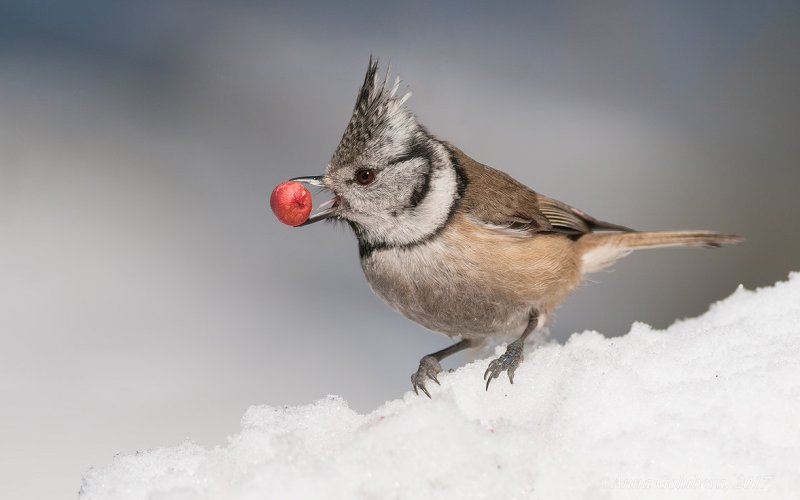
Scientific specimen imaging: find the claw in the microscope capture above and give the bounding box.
[419,384,431,398]
[483,342,524,391]
[412,376,431,398]
[411,355,442,398]
[484,359,500,390]
[508,364,519,384]
[411,378,431,398]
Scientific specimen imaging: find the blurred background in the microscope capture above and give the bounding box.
[1,1,798,498]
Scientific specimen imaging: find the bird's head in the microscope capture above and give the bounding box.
[293,58,462,253]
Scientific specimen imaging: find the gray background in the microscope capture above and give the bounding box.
[1,1,798,498]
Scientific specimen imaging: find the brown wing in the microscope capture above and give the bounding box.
[537,195,634,235]
[450,145,633,236]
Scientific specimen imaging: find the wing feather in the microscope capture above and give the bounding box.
[450,145,633,236]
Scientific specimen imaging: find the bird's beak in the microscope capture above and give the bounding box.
[289,175,340,226]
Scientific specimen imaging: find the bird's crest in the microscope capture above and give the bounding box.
[331,57,415,167]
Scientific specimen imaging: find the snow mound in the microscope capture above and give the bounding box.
[80,275,800,499]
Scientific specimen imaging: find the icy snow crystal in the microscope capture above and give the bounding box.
[80,274,800,499]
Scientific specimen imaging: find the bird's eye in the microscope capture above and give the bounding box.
[355,168,376,186]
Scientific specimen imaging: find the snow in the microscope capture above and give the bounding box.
[80,274,800,499]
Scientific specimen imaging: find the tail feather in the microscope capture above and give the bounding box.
[577,231,743,274]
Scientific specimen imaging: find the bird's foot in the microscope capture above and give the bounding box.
[411,355,442,398]
[484,339,524,390]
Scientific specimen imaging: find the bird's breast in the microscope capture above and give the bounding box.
[359,213,581,338]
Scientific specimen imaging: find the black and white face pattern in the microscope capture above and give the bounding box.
[323,59,462,251]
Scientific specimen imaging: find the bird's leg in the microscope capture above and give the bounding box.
[411,339,473,398]
[484,310,539,390]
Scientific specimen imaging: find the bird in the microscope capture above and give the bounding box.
[289,57,741,397]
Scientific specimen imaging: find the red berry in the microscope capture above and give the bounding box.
[270,181,313,226]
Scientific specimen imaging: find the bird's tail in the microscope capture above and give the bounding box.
[577,231,742,274]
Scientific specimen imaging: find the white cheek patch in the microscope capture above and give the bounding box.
[354,142,459,248]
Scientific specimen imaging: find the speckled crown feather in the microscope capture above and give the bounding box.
[330,57,415,168]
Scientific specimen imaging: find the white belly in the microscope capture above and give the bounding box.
[361,238,532,339]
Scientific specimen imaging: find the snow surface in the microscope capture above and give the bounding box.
[80,274,800,500]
